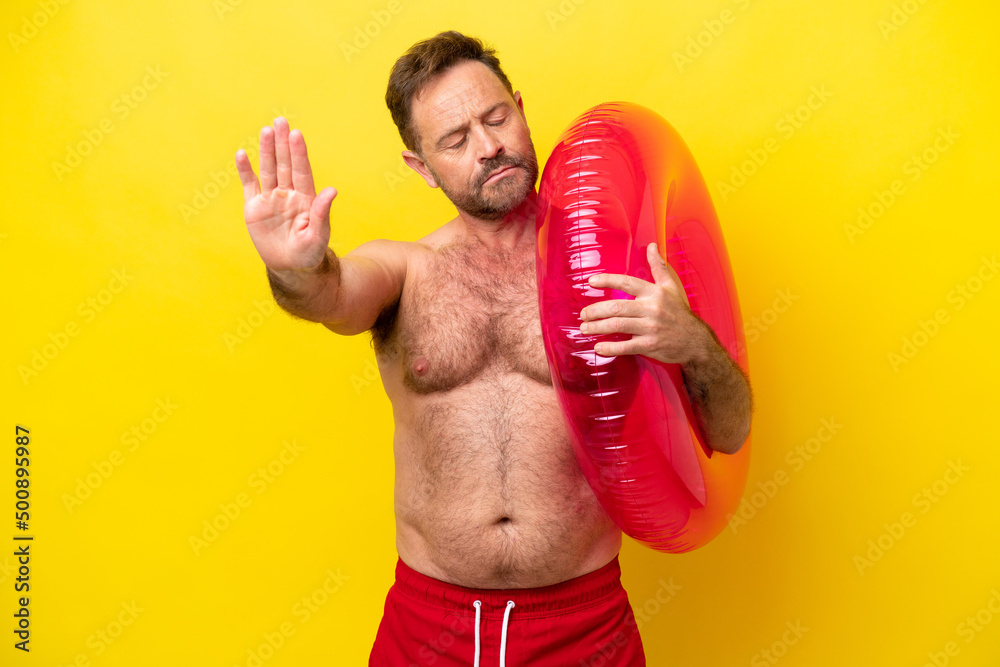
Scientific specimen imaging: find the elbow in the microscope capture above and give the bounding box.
[322,318,367,336]
[709,421,751,455]
[713,376,754,454]
[710,438,743,456]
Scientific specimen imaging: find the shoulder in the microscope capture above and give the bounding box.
[415,217,465,251]
[349,217,459,263]
[339,238,426,287]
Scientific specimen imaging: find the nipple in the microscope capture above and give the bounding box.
[413,356,429,376]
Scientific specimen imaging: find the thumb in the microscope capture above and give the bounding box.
[647,242,691,307]
[647,242,677,287]
[310,186,338,229]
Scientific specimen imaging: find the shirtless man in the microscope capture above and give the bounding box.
[236,30,752,667]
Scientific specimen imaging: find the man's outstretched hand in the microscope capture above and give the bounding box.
[235,116,337,274]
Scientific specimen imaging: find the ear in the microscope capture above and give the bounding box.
[514,90,529,137]
[402,150,439,189]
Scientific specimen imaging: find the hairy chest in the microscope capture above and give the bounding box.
[376,245,552,393]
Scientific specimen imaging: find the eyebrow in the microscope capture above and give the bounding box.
[434,100,511,149]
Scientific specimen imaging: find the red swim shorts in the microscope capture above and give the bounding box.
[368,555,646,667]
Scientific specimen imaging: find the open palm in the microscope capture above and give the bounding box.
[236,117,337,272]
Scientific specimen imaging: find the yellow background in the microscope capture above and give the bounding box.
[4,0,999,664]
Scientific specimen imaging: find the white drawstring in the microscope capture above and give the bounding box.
[500,600,515,667]
[473,600,482,667]
[471,599,516,666]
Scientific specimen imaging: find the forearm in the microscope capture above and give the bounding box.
[680,319,754,454]
[265,246,342,322]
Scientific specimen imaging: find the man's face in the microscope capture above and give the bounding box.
[404,60,538,221]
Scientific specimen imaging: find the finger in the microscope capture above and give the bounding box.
[647,242,688,303]
[235,149,260,201]
[274,116,292,189]
[580,315,651,337]
[594,337,647,358]
[580,298,645,322]
[289,129,316,196]
[260,125,277,193]
[587,272,655,298]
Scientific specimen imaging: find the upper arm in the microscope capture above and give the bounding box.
[321,239,410,336]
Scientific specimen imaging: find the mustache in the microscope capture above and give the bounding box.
[476,156,525,188]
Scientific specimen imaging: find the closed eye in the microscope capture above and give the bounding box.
[449,117,508,149]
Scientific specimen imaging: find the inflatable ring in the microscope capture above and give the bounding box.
[535,102,751,553]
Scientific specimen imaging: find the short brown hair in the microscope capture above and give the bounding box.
[385,30,515,155]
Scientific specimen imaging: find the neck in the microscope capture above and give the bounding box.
[456,188,540,252]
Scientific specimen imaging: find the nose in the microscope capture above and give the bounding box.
[473,124,504,163]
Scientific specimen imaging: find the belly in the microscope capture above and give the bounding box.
[392,368,621,588]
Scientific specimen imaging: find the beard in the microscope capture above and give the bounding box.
[428,138,540,221]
